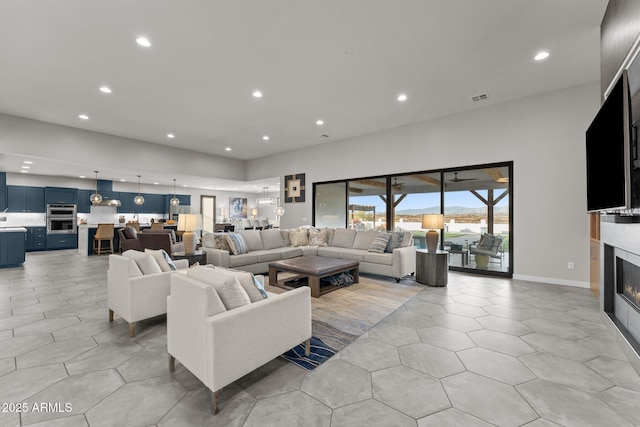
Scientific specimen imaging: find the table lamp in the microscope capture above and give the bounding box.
[251,208,258,219]
[421,214,444,252]
[178,213,201,254]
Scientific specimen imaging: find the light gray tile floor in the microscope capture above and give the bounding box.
[0,249,639,426]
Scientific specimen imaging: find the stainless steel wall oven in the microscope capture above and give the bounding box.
[46,204,77,235]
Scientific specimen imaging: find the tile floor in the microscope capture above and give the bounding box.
[1,250,639,426]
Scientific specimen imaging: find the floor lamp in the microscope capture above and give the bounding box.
[422,214,444,252]
[178,213,201,254]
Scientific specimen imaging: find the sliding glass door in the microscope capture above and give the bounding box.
[312,162,512,277]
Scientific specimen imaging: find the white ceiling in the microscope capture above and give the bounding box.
[0,0,608,190]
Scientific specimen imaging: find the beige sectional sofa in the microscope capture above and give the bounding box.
[200,228,416,282]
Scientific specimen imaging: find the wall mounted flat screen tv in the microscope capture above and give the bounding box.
[586,73,629,212]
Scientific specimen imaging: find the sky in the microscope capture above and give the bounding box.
[349,190,509,211]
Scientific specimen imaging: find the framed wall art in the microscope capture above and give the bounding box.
[229,197,248,218]
[284,173,305,203]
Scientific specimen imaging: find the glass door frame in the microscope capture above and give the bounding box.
[312,161,513,278]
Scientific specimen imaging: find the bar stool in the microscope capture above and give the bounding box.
[94,223,115,255]
[126,222,141,232]
[150,222,164,231]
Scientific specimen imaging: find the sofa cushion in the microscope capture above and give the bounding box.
[187,267,250,310]
[280,229,292,246]
[213,266,265,302]
[253,250,282,263]
[122,250,162,275]
[289,228,309,247]
[228,253,258,268]
[353,231,378,250]
[239,230,264,251]
[145,248,176,272]
[201,232,215,248]
[368,233,392,253]
[364,252,394,266]
[261,229,286,249]
[317,247,341,258]
[279,247,303,259]
[331,229,357,248]
[326,228,335,246]
[338,248,366,262]
[225,233,249,255]
[308,227,329,246]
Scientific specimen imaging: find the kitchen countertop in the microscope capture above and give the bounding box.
[0,227,28,232]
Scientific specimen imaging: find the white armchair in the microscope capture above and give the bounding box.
[167,272,312,414]
[107,253,189,337]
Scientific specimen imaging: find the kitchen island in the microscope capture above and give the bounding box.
[78,223,177,255]
[0,227,27,267]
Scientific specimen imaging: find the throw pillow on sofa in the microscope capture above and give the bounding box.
[368,233,392,253]
[289,228,309,247]
[225,233,249,255]
[385,232,406,253]
[122,249,163,275]
[261,229,286,250]
[145,248,177,272]
[213,266,267,301]
[308,227,328,246]
[187,266,251,310]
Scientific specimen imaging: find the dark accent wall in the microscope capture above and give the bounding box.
[601,0,640,96]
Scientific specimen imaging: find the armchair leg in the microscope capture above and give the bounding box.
[304,339,311,356]
[169,355,175,372]
[129,323,136,337]
[210,389,221,415]
[108,309,114,322]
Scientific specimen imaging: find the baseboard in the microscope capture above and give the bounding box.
[512,274,589,289]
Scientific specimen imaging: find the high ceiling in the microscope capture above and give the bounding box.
[0,0,608,188]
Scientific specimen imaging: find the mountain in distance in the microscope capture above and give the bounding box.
[396,206,509,215]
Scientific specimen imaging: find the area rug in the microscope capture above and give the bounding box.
[267,272,423,355]
[281,337,337,370]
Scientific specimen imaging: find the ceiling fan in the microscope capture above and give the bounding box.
[448,172,478,183]
[392,178,404,191]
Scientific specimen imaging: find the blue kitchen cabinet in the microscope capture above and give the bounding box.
[77,190,92,213]
[7,186,45,212]
[0,172,6,212]
[0,230,26,267]
[46,234,78,250]
[25,227,46,251]
[45,187,77,205]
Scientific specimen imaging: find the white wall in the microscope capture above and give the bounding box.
[246,82,601,287]
[0,113,246,181]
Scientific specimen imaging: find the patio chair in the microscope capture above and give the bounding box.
[469,233,504,265]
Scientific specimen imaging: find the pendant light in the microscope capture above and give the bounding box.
[90,171,102,203]
[170,178,180,206]
[134,175,145,205]
[256,187,275,205]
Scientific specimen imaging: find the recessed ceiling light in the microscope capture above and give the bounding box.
[79,114,89,120]
[316,119,324,126]
[21,166,30,169]
[136,37,151,47]
[20,170,28,173]
[167,133,175,139]
[225,147,231,151]
[397,94,408,102]
[23,161,33,164]
[534,51,549,61]
[183,185,188,187]
[99,86,112,94]
[252,90,263,98]
[120,179,126,182]
[79,175,85,178]
[153,182,159,185]
[262,135,270,141]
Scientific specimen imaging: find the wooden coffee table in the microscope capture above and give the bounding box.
[268,256,359,298]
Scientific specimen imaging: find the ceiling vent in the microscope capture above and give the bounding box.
[471,93,489,102]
